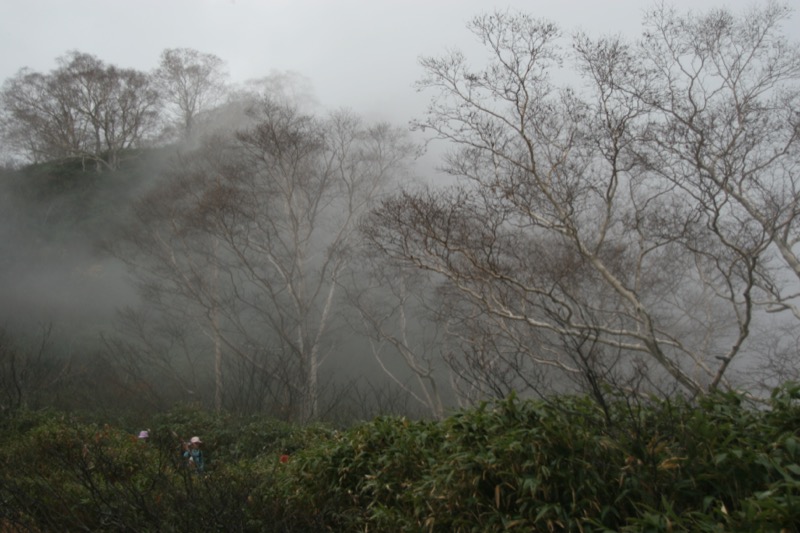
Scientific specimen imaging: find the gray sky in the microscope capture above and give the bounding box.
[1,0,794,125]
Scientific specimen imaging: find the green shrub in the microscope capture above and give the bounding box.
[0,408,313,531]
[3,385,800,532]
[268,387,800,532]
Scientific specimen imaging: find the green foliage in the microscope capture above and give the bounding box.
[267,387,800,532]
[3,386,800,531]
[271,415,445,530]
[0,407,329,531]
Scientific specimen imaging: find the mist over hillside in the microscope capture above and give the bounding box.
[0,67,439,418]
[0,149,170,322]
[2,2,800,423]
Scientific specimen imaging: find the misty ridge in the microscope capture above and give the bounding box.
[1,2,800,425]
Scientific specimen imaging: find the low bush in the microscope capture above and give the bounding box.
[2,384,799,531]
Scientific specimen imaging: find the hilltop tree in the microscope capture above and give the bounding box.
[153,48,228,139]
[363,3,800,400]
[0,51,159,170]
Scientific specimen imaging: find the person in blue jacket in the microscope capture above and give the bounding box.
[183,436,205,473]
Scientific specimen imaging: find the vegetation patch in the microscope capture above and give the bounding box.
[3,385,800,531]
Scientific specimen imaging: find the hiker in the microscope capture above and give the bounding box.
[183,436,205,473]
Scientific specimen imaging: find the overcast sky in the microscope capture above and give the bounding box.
[2,0,796,126]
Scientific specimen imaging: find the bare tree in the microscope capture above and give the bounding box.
[607,4,800,317]
[0,68,85,163]
[0,51,160,170]
[363,5,797,402]
[113,98,414,420]
[745,318,800,393]
[102,308,208,410]
[153,48,228,139]
[342,254,450,419]
[110,141,243,413]
[0,325,73,411]
[574,2,800,390]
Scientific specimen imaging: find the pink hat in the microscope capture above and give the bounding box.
[190,436,202,444]
[138,430,149,439]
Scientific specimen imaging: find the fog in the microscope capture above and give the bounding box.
[1,0,798,419]
[0,158,156,332]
